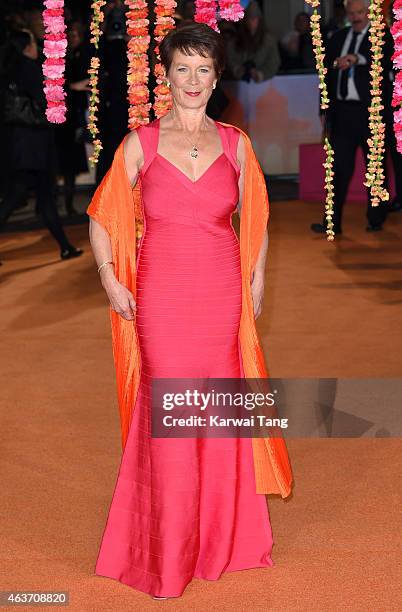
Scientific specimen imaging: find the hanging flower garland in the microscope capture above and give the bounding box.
[218,0,244,23]
[364,0,389,207]
[194,0,219,32]
[306,0,389,238]
[195,0,244,32]
[391,0,402,152]
[153,0,177,118]
[88,0,106,165]
[125,0,152,129]
[42,0,68,123]
[305,0,335,241]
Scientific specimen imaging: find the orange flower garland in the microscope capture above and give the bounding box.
[125,0,152,129]
[88,0,106,165]
[153,0,177,117]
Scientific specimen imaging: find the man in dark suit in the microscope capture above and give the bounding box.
[311,0,388,235]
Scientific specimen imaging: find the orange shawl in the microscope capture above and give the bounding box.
[86,121,294,498]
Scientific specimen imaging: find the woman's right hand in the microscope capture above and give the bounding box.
[101,270,137,320]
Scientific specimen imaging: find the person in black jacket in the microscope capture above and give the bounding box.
[311,0,388,235]
[55,21,91,216]
[0,29,83,259]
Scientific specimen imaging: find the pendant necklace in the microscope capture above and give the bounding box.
[172,107,208,159]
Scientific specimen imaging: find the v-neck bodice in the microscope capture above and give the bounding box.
[156,150,226,185]
[155,117,227,185]
[135,117,241,222]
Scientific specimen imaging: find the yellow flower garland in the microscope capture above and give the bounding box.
[88,0,107,166]
[363,0,389,206]
[306,0,389,239]
[305,0,335,241]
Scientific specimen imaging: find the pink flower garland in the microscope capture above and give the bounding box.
[218,0,244,22]
[194,0,244,32]
[88,0,107,165]
[42,0,67,123]
[391,0,402,152]
[194,0,218,32]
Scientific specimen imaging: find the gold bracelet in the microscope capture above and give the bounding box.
[97,260,114,273]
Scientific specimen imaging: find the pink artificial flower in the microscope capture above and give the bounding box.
[43,15,66,34]
[394,108,402,124]
[392,50,402,69]
[44,38,68,58]
[44,8,63,16]
[194,0,218,31]
[46,104,67,123]
[43,61,65,79]
[44,83,66,101]
[44,1,64,9]
[44,57,65,66]
[45,32,66,41]
[218,0,244,21]
[54,77,65,84]
[393,79,402,97]
[394,8,402,21]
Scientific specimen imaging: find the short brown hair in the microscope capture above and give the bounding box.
[159,21,225,79]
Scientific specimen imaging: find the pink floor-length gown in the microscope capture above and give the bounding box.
[94,118,274,598]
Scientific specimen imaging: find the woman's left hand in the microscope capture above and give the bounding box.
[251,273,264,319]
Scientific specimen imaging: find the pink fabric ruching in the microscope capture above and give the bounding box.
[94,119,274,598]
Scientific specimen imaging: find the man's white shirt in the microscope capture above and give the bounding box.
[336,23,370,101]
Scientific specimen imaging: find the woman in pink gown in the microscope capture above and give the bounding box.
[89,23,274,599]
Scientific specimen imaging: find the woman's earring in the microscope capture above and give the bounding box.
[212,82,216,89]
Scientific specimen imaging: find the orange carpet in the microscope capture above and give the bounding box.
[1,200,401,611]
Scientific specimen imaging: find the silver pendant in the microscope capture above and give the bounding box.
[190,146,198,159]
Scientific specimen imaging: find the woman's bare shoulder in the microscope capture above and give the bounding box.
[236,131,246,168]
[123,129,144,184]
[216,122,247,167]
[123,129,143,163]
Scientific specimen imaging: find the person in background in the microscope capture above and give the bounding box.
[95,5,129,185]
[0,9,27,200]
[0,30,83,260]
[279,11,315,71]
[225,1,280,83]
[23,8,45,61]
[311,0,388,235]
[322,1,347,42]
[180,0,196,21]
[102,0,127,39]
[55,21,91,216]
